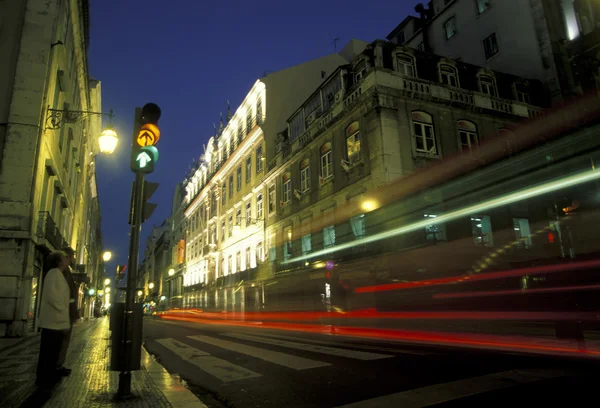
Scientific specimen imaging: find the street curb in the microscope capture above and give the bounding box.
[141,345,208,408]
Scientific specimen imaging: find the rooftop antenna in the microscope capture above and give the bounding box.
[331,37,340,52]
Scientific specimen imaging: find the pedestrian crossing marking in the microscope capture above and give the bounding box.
[334,368,566,408]
[188,334,331,370]
[224,333,394,361]
[156,338,261,382]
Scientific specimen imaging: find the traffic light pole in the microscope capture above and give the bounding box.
[118,170,144,397]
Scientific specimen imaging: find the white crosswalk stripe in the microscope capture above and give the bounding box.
[224,332,394,360]
[334,369,566,408]
[188,334,331,370]
[156,338,261,382]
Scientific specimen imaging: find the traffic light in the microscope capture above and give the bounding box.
[116,264,127,282]
[128,180,159,224]
[130,103,161,173]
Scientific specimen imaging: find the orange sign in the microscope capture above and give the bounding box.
[136,123,160,147]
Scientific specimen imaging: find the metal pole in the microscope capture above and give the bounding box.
[117,170,144,397]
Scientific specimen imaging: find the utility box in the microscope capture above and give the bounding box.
[110,302,144,371]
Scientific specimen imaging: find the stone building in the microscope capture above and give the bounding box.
[260,39,547,311]
[0,0,106,335]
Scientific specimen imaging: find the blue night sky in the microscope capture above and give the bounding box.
[88,0,413,278]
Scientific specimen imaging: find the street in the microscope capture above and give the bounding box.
[143,317,599,408]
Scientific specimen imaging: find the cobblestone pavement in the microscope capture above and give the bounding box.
[0,318,206,408]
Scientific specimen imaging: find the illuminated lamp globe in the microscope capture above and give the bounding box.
[168,269,175,276]
[98,127,119,155]
[148,282,155,290]
[137,290,143,297]
[102,251,112,262]
[105,287,111,293]
[104,278,110,286]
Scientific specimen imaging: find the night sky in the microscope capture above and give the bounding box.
[88,0,413,279]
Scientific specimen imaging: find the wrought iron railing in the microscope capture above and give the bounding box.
[37,211,68,250]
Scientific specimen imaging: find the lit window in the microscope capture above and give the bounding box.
[301,234,311,254]
[479,75,497,97]
[411,111,437,154]
[282,172,291,203]
[440,64,459,87]
[346,121,361,163]
[256,242,264,263]
[444,17,456,39]
[257,194,263,219]
[350,215,365,239]
[483,33,499,59]
[320,142,333,181]
[245,247,251,270]
[256,145,263,173]
[246,156,252,183]
[458,120,478,153]
[513,218,532,248]
[300,159,310,192]
[471,215,493,246]
[284,227,292,260]
[268,184,275,213]
[396,53,415,76]
[323,226,336,248]
[246,201,252,224]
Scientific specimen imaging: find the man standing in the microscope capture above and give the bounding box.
[56,247,79,376]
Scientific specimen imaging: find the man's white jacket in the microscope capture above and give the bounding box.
[38,268,72,330]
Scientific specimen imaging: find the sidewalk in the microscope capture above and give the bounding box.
[0,318,207,408]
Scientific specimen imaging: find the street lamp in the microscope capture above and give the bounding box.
[148,282,155,290]
[45,108,119,155]
[105,287,111,294]
[168,269,175,276]
[102,251,112,262]
[104,278,111,286]
[136,290,143,297]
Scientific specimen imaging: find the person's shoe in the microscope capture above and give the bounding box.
[56,367,72,376]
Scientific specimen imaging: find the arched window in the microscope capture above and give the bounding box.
[346,121,361,163]
[396,53,415,77]
[478,74,497,97]
[458,120,478,152]
[411,111,437,154]
[320,142,333,180]
[300,158,310,192]
[439,64,459,87]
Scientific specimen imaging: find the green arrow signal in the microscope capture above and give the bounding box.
[136,151,152,168]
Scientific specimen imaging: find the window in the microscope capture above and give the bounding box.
[236,208,242,226]
[350,215,365,239]
[229,175,234,198]
[323,226,336,248]
[513,218,532,248]
[284,227,292,260]
[221,221,225,242]
[412,111,437,154]
[320,142,333,181]
[268,184,275,213]
[300,159,310,192]
[247,110,253,133]
[221,184,226,205]
[256,145,263,173]
[245,247,251,270]
[471,216,493,246]
[515,82,530,104]
[440,64,459,87]
[246,201,252,224]
[424,214,446,242]
[354,60,366,82]
[301,234,311,254]
[246,156,252,183]
[396,53,415,77]
[458,120,479,153]
[483,33,499,59]
[237,125,243,145]
[256,98,263,124]
[236,251,241,272]
[444,17,456,39]
[228,255,233,275]
[282,172,291,203]
[479,75,497,97]
[228,214,233,237]
[256,242,264,263]
[236,166,242,191]
[346,121,361,163]
[477,0,490,14]
[257,194,263,219]
[268,233,276,261]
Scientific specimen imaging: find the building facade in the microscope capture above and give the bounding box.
[261,39,547,311]
[164,182,186,309]
[386,0,599,103]
[0,0,106,335]
[179,41,369,311]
